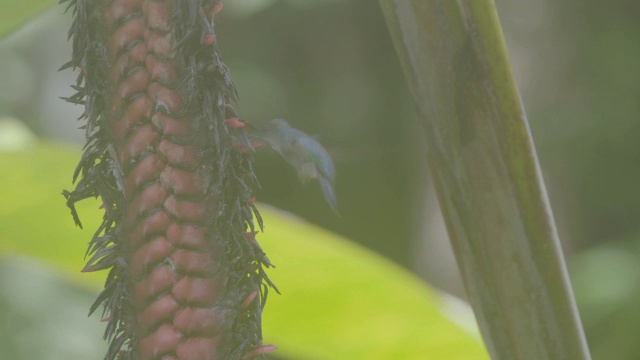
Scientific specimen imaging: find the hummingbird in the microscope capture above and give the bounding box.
[257,119,339,215]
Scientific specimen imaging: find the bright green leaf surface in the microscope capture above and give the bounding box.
[0,142,104,288]
[260,210,488,359]
[0,143,488,359]
[1,0,54,39]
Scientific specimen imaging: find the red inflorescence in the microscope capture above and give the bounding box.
[241,345,278,360]
[203,34,216,45]
[63,0,275,359]
[231,140,264,152]
[224,117,246,129]
[206,1,224,18]
[240,290,259,311]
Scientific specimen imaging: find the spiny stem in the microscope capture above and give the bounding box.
[61,1,276,358]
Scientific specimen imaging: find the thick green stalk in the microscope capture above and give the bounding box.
[379,1,591,359]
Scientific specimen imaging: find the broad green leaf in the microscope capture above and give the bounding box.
[0,142,488,359]
[260,209,487,359]
[1,0,54,39]
[0,141,104,288]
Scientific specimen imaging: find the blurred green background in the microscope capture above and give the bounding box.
[1,0,640,359]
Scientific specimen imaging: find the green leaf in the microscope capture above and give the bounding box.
[0,142,104,288]
[0,142,488,359]
[0,0,54,39]
[260,209,488,359]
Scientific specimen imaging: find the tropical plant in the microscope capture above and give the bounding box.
[0,1,595,359]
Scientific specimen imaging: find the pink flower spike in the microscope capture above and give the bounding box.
[251,140,265,149]
[211,2,224,17]
[232,140,264,152]
[203,34,216,45]
[241,345,278,360]
[245,231,259,247]
[232,143,250,152]
[225,117,246,128]
[240,290,259,311]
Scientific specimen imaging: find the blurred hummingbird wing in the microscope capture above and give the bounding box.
[297,136,339,215]
[297,136,336,183]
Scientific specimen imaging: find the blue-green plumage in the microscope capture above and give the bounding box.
[259,119,338,215]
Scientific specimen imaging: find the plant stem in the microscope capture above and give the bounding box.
[379,1,592,359]
[62,1,274,358]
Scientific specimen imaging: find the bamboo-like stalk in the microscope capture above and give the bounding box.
[379,1,591,359]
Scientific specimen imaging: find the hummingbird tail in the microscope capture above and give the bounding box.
[319,176,339,216]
